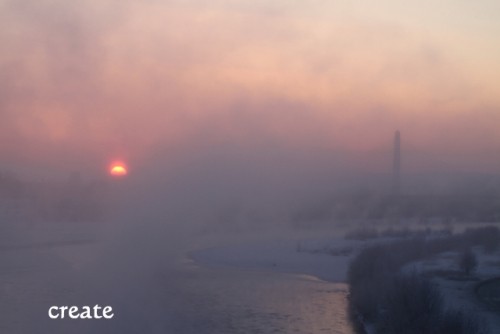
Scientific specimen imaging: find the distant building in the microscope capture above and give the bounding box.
[393,131,401,195]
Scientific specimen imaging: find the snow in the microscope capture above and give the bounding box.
[403,247,500,333]
[191,237,361,282]
[192,231,500,334]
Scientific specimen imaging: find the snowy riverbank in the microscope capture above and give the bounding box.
[190,237,363,282]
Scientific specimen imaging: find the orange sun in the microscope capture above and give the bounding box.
[110,163,128,177]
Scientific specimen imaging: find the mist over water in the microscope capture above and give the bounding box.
[2,120,500,333]
[1,0,500,333]
[0,162,358,333]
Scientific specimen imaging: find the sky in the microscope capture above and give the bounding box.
[1,0,500,178]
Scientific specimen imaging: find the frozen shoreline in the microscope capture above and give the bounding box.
[190,237,358,282]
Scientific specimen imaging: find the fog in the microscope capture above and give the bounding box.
[1,0,500,333]
[1,0,500,175]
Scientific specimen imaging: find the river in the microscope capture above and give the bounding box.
[0,224,354,334]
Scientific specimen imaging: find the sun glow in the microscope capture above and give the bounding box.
[110,163,128,176]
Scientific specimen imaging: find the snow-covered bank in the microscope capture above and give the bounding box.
[403,248,500,332]
[191,238,359,282]
[346,226,500,334]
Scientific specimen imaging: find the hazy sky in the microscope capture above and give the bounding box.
[1,0,499,177]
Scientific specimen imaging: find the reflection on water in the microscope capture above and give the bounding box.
[155,265,354,334]
[0,236,354,334]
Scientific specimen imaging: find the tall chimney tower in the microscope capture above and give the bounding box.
[393,131,401,195]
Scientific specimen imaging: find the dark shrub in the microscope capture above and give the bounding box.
[378,274,443,334]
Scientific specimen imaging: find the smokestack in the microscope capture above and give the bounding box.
[393,130,401,195]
